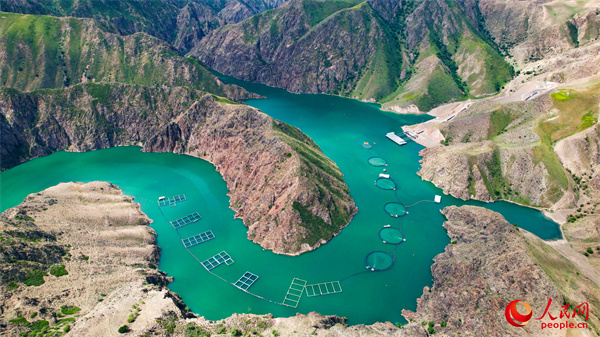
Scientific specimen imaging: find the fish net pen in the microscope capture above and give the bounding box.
[362,143,372,149]
[384,202,407,218]
[368,156,387,167]
[379,227,404,245]
[365,251,394,271]
[375,178,397,190]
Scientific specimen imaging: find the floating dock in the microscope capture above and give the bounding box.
[182,231,215,248]
[305,281,342,297]
[385,132,407,146]
[158,194,186,207]
[202,251,234,270]
[282,278,307,308]
[234,272,259,291]
[170,212,202,229]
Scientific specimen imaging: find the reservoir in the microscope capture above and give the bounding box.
[0,80,561,325]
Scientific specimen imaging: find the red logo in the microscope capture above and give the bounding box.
[505,300,533,327]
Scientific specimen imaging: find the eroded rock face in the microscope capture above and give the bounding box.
[1,84,356,255]
[0,182,185,337]
[402,206,564,337]
[418,141,495,202]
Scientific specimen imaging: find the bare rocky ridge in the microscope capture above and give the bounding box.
[402,206,595,337]
[0,83,356,255]
[0,182,184,337]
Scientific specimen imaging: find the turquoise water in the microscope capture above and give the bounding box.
[0,81,561,325]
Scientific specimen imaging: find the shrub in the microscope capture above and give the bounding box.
[23,270,47,286]
[118,325,130,333]
[49,264,68,277]
[60,305,81,315]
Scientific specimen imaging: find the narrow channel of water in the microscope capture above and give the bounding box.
[0,80,560,325]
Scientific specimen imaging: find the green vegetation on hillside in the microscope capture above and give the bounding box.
[272,120,353,246]
[523,232,600,334]
[1,0,181,43]
[302,0,363,27]
[0,11,227,95]
[0,215,68,288]
[539,85,600,142]
[487,109,512,139]
[293,201,340,246]
[429,27,468,96]
[457,35,514,95]
[411,67,464,112]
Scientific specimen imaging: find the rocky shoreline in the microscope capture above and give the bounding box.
[2,183,595,336]
[1,84,356,255]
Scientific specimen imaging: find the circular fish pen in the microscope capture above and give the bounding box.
[365,251,394,271]
[379,227,404,245]
[362,142,372,149]
[384,202,407,218]
[375,178,396,190]
[368,156,387,167]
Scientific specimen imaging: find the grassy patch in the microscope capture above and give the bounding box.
[539,86,600,142]
[457,34,513,95]
[49,264,68,277]
[60,305,80,315]
[211,94,239,105]
[302,0,363,27]
[8,317,29,326]
[23,269,47,286]
[487,109,512,138]
[550,90,573,101]
[272,120,344,182]
[412,67,464,111]
[532,142,569,197]
[578,110,598,132]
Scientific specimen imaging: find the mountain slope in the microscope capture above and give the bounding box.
[0,11,247,96]
[0,9,356,255]
[0,83,356,254]
[193,0,514,111]
[0,0,288,52]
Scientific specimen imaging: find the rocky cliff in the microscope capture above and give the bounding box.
[0,83,356,254]
[192,0,514,110]
[0,181,182,337]
[403,206,598,336]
